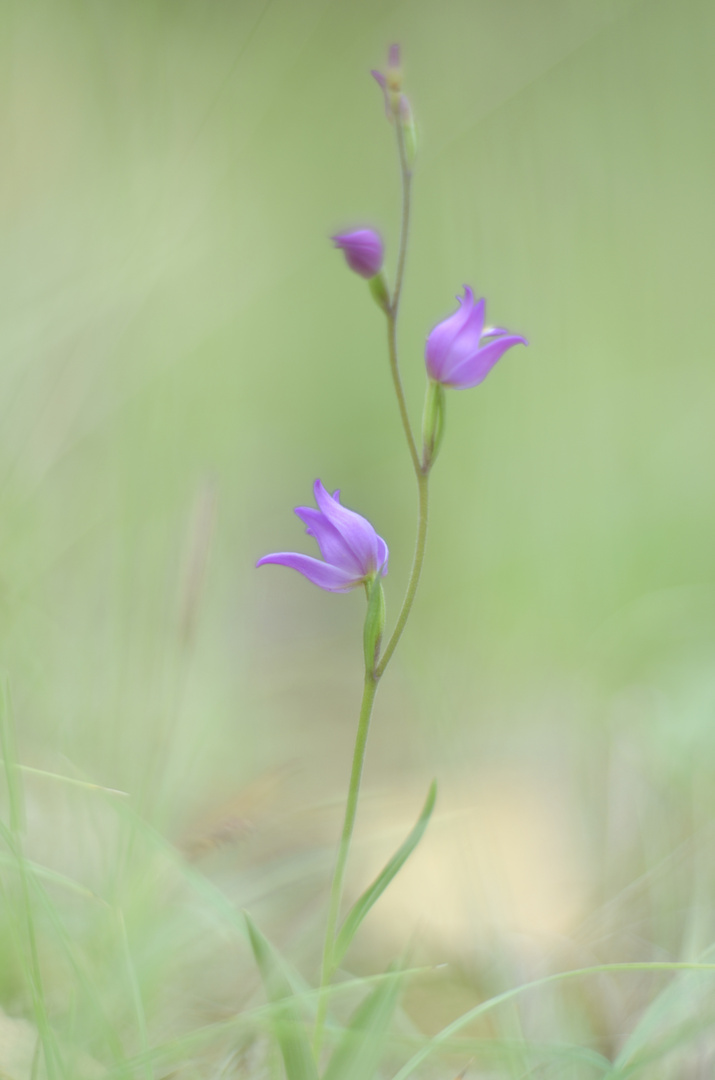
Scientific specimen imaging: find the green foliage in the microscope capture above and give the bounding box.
[245,913,319,1080]
[1,0,715,1075]
[333,781,437,970]
[322,969,402,1080]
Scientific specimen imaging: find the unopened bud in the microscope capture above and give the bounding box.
[386,44,402,92]
[372,44,405,121]
[332,229,384,279]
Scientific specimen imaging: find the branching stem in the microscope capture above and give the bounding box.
[314,88,432,1062]
[376,469,428,678]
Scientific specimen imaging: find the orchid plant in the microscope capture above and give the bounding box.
[251,45,527,1079]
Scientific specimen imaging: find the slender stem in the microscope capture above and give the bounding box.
[313,672,379,1056]
[380,105,431,670]
[312,87,428,1061]
[386,113,420,475]
[392,114,412,315]
[386,310,420,475]
[376,469,428,678]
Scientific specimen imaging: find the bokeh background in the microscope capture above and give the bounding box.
[2,0,715,1074]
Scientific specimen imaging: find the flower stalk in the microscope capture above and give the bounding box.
[313,669,378,1053]
[257,42,528,1071]
[313,50,430,1059]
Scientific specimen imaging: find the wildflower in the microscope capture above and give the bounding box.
[332,229,384,279]
[425,286,528,389]
[257,480,388,593]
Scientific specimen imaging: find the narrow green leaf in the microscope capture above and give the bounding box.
[321,968,402,1080]
[0,849,107,905]
[244,912,319,1080]
[0,680,23,833]
[0,759,129,797]
[333,780,436,969]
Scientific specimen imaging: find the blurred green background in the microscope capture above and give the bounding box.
[2,0,715,1073]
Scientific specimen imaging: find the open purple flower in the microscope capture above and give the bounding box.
[332,229,384,279]
[425,286,528,389]
[257,480,388,594]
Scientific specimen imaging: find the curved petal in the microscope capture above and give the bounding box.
[313,480,381,575]
[424,287,478,381]
[375,534,389,575]
[437,296,486,377]
[445,335,528,389]
[294,506,363,575]
[256,552,358,593]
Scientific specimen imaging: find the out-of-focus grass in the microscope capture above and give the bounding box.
[1,0,715,1075]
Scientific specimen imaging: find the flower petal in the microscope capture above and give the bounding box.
[425,287,479,381]
[437,295,486,375]
[375,534,389,575]
[256,553,358,593]
[445,335,528,389]
[313,480,381,575]
[294,506,363,575]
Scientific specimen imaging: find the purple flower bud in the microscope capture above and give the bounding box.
[372,43,403,115]
[332,229,384,279]
[425,286,528,389]
[256,480,389,594]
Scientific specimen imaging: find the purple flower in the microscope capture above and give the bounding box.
[332,229,384,279]
[425,287,528,389]
[257,480,388,594]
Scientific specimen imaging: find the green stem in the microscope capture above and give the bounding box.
[386,309,420,475]
[313,672,379,1056]
[312,86,427,1063]
[380,103,430,673]
[386,109,420,475]
[392,108,413,316]
[376,469,428,678]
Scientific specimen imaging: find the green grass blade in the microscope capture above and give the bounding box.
[0,759,129,797]
[117,908,154,1080]
[391,962,715,1080]
[321,968,402,1080]
[0,679,66,1080]
[0,850,107,905]
[332,780,436,969]
[244,912,319,1080]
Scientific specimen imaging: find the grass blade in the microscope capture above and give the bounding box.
[333,780,436,969]
[244,912,319,1080]
[321,967,402,1080]
[0,678,66,1079]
